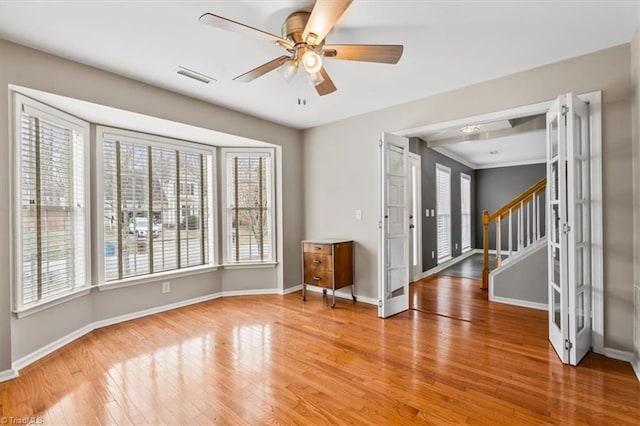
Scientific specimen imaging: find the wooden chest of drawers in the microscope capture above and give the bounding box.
[302,239,354,308]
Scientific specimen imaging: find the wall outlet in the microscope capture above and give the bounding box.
[431,251,435,259]
[162,281,171,294]
[355,209,363,220]
[425,209,429,218]
[455,243,458,250]
[430,209,435,216]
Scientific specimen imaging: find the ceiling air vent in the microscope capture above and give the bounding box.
[176,66,216,84]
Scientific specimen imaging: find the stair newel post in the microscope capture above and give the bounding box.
[495,216,501,269]
[482,210,490,292]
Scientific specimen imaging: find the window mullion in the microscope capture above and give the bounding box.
[148,146,154,274]
[34,117,43,302]
[175,150,181,269]
[234,156,239,262]
[258,156,264,261]
[116,140,124,281]
[200,154,205,265]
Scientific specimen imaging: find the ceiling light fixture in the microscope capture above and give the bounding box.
[301,50,322,74]
[461,124,480,133]
[279,60,298,81]
[307,70,325,87]
[176,66,215,84]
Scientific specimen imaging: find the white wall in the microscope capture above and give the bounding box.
[0,39,304,370]
[630,23,640,372]
[304,44,635,352]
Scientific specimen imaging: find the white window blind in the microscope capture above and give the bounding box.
[461,173,471,252]
[225,151,274,263]
[17,101,89,310]
[436,164,451,262]
[102,133,212,282]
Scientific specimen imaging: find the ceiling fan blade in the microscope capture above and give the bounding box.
[322,44,404,64]
[302,0,353,45]
[315,67,337,96]
[199,13,292,48]
[233,56,291,82]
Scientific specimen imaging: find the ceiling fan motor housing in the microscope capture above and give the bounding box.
[282,12,311,45]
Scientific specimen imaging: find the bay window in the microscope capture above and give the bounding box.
[14,95,90,311]
[223,149,275,264]
[98,128,214,283]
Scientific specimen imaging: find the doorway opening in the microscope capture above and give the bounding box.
[379,92,604,364]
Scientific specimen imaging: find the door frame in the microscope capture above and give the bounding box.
[408,152,423,281]
[389,91,603,354]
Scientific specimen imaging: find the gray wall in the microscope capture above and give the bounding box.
[0,39,304,369]
[304,44,634,352]
[492,243,548,306]
[475,164,546,250]
[410,139,475,271]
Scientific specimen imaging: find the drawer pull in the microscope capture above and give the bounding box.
[313,276,321,281]
[314,246,322,251]
[313,260,321,265]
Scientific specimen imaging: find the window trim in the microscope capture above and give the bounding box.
[220,147,276,265]
[435,163,452,263]
[460,172,472,253]
[95,126,218,287]
[12,93,92,313]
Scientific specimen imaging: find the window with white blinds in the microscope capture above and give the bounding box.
[223,150,274,263]
[436,164,451,262]
[100,130,213,282]
[15,97,90,311]
[461,173,472,252]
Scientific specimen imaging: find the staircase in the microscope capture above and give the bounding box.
[481,178,547,302]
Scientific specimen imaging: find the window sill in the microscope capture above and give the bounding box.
[461,248,472,254]
[13,287,92,319]
[438,256,453,264]
[222,262,278,270]
[97,264,219,292]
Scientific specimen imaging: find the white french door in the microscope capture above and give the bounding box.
[546,93,592,365]
[379,132,410,318]
[408,153,422,281]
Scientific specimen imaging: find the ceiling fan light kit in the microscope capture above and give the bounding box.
[302,50,322,74]
[199,0,403,97]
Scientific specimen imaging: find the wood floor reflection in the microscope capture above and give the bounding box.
[1,277,639,424]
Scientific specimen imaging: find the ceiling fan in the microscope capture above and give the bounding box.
[199,0,403,96]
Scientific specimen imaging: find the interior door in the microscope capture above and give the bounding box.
[566,93,591,365]
[547,95,568,363]
[379,132,410,318]
[547,93,592,365]
[408,153,422,281]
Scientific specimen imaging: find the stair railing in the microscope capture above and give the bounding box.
[481,177,546,291]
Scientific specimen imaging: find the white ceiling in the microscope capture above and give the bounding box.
[1,1,638,130]
[419,119,513,142]
[432,129,546,169]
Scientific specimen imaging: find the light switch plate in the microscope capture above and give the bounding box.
[355,209,363,220]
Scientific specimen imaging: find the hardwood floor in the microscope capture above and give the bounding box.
[1,276,639,424]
